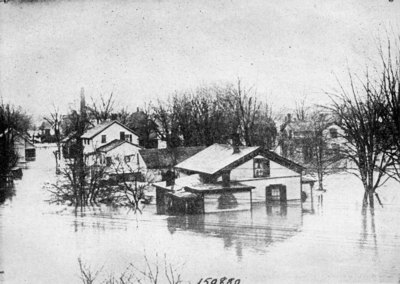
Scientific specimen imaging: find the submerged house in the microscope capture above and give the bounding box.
[155,143,305,215]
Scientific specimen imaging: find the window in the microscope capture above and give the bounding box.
[329,128,338,138]
[106,157,112,167]
[101,135,107,143]
[124,155,131,163]
[120,131,125,141]
[271,188,280,198]
[125,134,132,143]
[331,143,340,156]
[254,158,270,178]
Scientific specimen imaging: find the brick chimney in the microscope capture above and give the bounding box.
[222,171,231,187]
[232,133,241,154]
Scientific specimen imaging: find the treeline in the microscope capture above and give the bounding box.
[57,82,277,150]
[151,82,276,149]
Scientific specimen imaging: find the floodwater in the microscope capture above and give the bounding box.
[1,146,400,283]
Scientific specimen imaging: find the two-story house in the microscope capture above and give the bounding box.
[82,121,143,180]
[81,120,139,154]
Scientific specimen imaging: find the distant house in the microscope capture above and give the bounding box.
[138,146,206,182]
[154,143,305,215]
[81,120,139,155]
[61,131,78,159]
[279,114,346,163]
[38,120,56,143]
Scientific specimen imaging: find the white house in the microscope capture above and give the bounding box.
[154,143,305,215]
[85,139,145,178]
[81,120,139,155]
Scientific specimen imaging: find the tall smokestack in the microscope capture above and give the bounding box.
[80,87,86,116]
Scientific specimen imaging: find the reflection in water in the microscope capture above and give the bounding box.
[167,202,303,258]
[217,193,239,210]
[0,184,15,204]
[2,146,400,283]
[360,205,378,255]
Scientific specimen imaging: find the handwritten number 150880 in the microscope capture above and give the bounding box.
[197,277,241,284]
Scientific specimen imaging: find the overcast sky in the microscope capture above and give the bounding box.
[0,0,399,122]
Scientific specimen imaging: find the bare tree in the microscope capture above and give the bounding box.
[44,104,63,172]
[152,99,181,148]
[305,111,343,190]
[376,39,400,181]
[87,93,115,124]
[223,80,277,148]
[328,72,393,208]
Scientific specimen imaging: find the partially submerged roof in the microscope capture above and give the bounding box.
[139,146,206,169]
[96,139,141,153]
[81,120,137,139]
[175,143,259,175]
[175,143,305,175]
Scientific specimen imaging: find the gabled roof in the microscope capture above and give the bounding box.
[139,146,206,169]
[96,139,141,153]
[175,144,260,175]
[81,120,137,139]
[175,143,305,175]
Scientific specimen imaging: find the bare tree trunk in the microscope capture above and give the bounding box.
[368,191,374,209]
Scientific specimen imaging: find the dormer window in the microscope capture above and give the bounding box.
[101,135,107,143]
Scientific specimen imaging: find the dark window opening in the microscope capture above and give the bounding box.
[101,135,107,143]
[106,157,112,167]
[330,128,338,138]
[254,158,270,178]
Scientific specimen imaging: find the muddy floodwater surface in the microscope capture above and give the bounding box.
[1,146,400,283]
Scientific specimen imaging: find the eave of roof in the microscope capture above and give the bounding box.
[174,144,260,176]
[174,144,305,176]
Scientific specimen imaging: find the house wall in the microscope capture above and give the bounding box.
[241,176,301,201]
[14,136,26,166]
[203,192,251,213]
[83,123,139,154]
[229,158,301,201]
[86,143,145,174]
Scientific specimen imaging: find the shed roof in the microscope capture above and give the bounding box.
[154,174,254,194]
[81,120,137,139]
[139,146,206,169]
